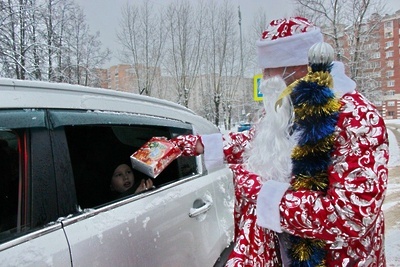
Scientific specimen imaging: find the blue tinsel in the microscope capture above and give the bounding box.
[292,82,335,106]
[310,63,333,73]
[295,115,338,146]
[288,61,338,266]
[292,154,331,177]
[288,236,327,267]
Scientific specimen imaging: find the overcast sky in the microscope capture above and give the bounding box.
[76,0,400,67]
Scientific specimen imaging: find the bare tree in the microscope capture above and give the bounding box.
[0,0,110,84]
[39,0,77,81]
[0,0,31,79]
[200,0,242,127]
[294,0,387,98]
[80,31,111,87]
[163,0,207,107]
[29,0,42,79]
[116,1,165,96]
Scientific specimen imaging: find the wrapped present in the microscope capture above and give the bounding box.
[130,137,182,178]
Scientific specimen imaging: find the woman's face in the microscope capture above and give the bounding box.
[110,164,135,193]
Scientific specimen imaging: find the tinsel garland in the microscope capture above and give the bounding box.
[287,62,341,267]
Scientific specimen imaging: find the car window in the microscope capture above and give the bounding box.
[63,118,197,209]
[0,130,20,243]
[0,109,65,245]
[0,126,62,246]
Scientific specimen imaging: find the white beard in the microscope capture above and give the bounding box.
[243,76,296,183]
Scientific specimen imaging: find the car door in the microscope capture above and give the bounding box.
[49,110,234,266]
[62,170,233,267]
[0,110,72,266]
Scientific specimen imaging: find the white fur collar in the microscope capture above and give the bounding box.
[331,61,356,97]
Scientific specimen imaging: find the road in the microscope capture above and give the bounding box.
[384,165,400,230]
[385,124,400,227]
[383,124,400,266]
[385,124,400,230]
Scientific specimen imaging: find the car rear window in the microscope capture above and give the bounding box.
[0,130,20,242]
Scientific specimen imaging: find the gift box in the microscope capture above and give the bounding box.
[130,137,182,178]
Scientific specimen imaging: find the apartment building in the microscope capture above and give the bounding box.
[324,10,400,119]
[380,10,400,119]
[108,64,162,94]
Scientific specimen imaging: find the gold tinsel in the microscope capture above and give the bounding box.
[294,98,342,121]
[287,66,339,266]
[291,134,337,159]
[275,69,333,110]
[292,239,326,261]
[301,70,333,88]
[291,173,329,191]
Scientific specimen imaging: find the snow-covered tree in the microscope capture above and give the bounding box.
[0,0,110,84]
[200,0,243,127]
[293,0,387,99]
[163,0,207,108]
[116,1,165,96]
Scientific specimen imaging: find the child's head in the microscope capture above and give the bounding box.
[110,163,135,193]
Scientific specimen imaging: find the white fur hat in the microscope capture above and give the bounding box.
[256,17,323,68]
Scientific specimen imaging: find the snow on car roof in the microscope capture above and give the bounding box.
[0,78,219,134]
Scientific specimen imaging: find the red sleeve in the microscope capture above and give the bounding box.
[171,126,255,163]
[170,134,201,157]
[223,128,255,164]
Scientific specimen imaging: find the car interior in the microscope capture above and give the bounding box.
[0,131,19,241]
[64,124,197,209]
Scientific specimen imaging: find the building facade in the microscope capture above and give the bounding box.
[380,10,400,119]
[324,10,400,119]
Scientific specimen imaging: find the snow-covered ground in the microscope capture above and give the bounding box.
[383,120,400,266]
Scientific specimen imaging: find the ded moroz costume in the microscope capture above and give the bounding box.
[256,18,389,267]
[171,16,388,267]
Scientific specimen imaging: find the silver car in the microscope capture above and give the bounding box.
[0,79,234,266]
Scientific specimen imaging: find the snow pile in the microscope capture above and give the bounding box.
[384,120,400,266]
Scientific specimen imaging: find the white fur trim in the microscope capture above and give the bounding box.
[256,29,323,68]
[331,61,356,97]
[244,76,296,183]
[201,133,224,172]
[256,180,290,232]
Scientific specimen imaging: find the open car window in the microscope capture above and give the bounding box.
[58,110,198,209]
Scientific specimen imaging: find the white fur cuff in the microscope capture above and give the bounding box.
[201,133,224,172]
[256,180,290,232]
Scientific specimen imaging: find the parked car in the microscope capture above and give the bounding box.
[0,78,234,266]
[238,123,251,132]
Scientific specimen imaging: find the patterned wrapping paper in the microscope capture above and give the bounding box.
[130,137,182,178]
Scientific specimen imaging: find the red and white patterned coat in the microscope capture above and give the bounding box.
[258,91,389,266]
[171,129,282,267]
[172,91,388,267]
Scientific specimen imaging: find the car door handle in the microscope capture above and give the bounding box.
[189,201,212,218]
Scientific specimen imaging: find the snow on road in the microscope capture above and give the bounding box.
[384,121,400,266]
